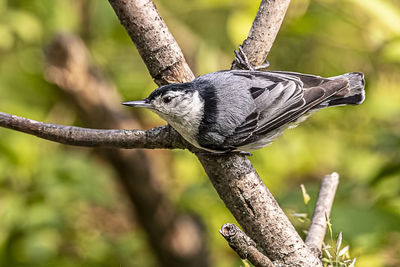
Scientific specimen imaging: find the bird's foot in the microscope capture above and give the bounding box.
[233,45,270,71]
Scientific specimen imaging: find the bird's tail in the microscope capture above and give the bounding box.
[324,72,365,107]
[269,70,365,107]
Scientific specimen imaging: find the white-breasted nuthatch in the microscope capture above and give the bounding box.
[123,70,365,153]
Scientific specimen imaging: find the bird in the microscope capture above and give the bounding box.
[123,69,365,154]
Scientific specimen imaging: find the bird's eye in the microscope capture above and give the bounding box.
[163,96,172,103]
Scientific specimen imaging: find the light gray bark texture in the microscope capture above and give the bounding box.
[198,154,321,266]
[108,0,195,85]
[0,112,185,149]
[306,173,339,251]
[220,223,274,267]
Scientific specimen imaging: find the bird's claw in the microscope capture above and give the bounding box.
[233,45,270,71]
[254,60,270,70]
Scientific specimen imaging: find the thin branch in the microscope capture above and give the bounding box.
[0,111,186,149]
[220,223,274,267]
[233,0,291,68]
[306,172,340,251]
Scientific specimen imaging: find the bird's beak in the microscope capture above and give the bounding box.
[122,100,153,109]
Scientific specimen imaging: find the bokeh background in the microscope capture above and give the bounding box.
[0,0,399,266]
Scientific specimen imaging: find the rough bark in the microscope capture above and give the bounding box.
[198,154,322,266]
[44,34,209,267]
[0,112,186,149]
[108,0,195,85]
[220,223,274,267]
[306,172,339,251]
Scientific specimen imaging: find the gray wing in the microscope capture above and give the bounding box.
[268,70,327,88]
[221,71,349,149]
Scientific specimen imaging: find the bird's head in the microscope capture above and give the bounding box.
[123,83,203,122]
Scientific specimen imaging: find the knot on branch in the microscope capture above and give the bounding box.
[220,223,256,253]
[220,223,274,267]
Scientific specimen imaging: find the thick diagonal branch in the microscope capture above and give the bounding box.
[198,154,321,266]
[306,172,339,251]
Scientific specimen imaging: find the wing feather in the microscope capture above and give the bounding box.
[254,80,348,137]
[249,87,266,99]
[222,73,304,147]
[225,111,259,144]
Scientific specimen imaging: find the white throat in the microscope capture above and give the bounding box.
[157,91,204,147]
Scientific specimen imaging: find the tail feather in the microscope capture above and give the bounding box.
[270,70,366,107]
[326,72,365,106]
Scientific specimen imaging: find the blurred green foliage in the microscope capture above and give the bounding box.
[0,0,399,266]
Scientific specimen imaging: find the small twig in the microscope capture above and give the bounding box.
[306,172,340,251]
[220,223,274,267]
[0,112,186,149]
